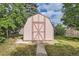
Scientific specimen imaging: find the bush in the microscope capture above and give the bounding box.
[55,24,65,36]
[0,36,6,43]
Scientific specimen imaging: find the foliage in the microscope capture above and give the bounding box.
[55,24,65,35]
[62,3,79,30]
[0,3,37,42]
[0,36,6,43]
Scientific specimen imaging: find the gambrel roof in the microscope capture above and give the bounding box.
[19,13,54,35]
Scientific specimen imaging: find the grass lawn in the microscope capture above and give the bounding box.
[0,38,36,56]
[45,36,79,56]
[1,36,79,56]
[10,44,36,56]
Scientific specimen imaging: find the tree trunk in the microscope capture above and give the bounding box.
[6,29,9,38]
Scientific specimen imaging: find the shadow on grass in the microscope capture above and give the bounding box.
[45,43,79,56]
[10,45,36,56]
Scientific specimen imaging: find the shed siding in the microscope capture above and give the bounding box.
[23,14,54,41]
[24,17,32,40]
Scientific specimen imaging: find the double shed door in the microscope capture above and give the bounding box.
[32,15,46,40]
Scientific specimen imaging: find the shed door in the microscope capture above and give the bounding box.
[32,16,46,40]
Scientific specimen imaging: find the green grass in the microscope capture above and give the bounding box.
[0,38,16,56]
[0,38,36,56]
[45,36,79,56]
[10,44,36,56]
[1,36,79,56]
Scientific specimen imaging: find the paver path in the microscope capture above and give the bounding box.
[36,41,47,56]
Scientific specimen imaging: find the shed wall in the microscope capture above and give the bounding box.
[23,14,54,41]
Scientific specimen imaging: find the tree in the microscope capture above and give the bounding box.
[62,3,79,30]
[55,24,65,36]
[0,3,37,39]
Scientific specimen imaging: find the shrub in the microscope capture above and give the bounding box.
[0,36,6,43]
[55,24,65,36]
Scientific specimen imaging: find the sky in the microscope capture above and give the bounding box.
[37,3,64,25]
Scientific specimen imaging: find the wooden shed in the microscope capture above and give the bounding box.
[65,27,79,37]
[23,14,54,41]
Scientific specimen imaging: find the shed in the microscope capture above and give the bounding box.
[23,14,54,41]
[18,14,54,44]
[65,27,79,37]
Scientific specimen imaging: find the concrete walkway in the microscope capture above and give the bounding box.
[36,41,47,56]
